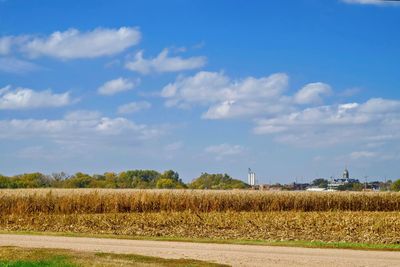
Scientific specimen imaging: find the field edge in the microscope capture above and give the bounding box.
[1,230,400,252]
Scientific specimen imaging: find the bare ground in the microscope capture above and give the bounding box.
[0,234,399,267]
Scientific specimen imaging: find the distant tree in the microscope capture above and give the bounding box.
[65,172,93,188]
[156,170,186,189]
[104,172,119,188]
[0,175,10,188]
[50,172,69,187]
[156,178,177,189]
[12,173,50,188]
[189,173,249,190]
[352,183,364,191]
[337,182,362,191]
[119,170,161,188]
[311,178,328,189]
[391,179,400,192]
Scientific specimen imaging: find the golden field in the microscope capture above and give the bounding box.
[0,189,399,245]
[0,189,400,213]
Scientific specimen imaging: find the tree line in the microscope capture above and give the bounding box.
[0,170,250,189]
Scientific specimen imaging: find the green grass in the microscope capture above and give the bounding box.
[1,230,400,252]
[0,258,74,267]
[0,258,73,267]
[0,247,226,267]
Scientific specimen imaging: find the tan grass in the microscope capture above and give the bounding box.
[0,189,399,214]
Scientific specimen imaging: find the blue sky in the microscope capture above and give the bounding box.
[0,0,399,183]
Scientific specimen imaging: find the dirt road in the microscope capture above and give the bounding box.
[0,234,399,266]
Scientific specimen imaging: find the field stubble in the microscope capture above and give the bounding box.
[0,189,399,245]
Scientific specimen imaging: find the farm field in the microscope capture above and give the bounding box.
[0,189,400,246]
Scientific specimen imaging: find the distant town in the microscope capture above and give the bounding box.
[247,168,398,192]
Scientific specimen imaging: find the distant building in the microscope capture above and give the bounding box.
[306,187,326,192]
[248,168,256,186]
[328,167,359,189]
[343,168,349,179]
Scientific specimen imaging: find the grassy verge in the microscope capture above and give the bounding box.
[1,230,400,252]
[0,246,226,267]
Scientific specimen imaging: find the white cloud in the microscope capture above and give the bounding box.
[0,85,73,110]
[161,71,290,119]
[294,82,332,105]
[97,78,138,95]
[350,151,377,159]
[125,49,206,74]
[0,36,29,55]
[205,144,245,160]
[0,116,163,143]
[358,98,400,113]
[0,37,12,55]
[117,101,151,114]
[254,98,400,147]
[64,110,102,121]
[0,57,40,73]
[160,71,400,151]
[342,0,400,5]
[20,27,141,59]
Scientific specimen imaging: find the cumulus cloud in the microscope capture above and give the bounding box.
[0,57,40,74]
[205,144,245,160]
[0,115,163,143]
[117,101,151,114]
[97,78,138,95]
[159,71,400,151]
[254,98,400,147]
[294,82,332,105]
[0,85,73,110]
[125,49,206,74]
[20,27,141,59]
[64,110,102,121]
[341,0,400,5]
[161,71,290,119]
[0,36,29,55]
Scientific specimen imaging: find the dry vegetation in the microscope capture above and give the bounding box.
[0,189,400,214]
[0,189,399,245]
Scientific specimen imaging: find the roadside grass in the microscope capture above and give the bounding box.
[1,230,400,252]
[0,246,226,267]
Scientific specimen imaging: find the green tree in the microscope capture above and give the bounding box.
[0,175,10,188]
[189,173,249,189]
[311,178,328,189]
[104,172,118,188]
[13,173,50,188]
[65,172,93,188]
[391,179,400,192]
[156,170,186,189]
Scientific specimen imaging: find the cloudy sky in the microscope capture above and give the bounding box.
[0,0,399,183]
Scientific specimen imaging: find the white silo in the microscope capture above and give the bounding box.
[248,168,256,186]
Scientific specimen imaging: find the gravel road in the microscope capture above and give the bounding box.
[0,234,399,266]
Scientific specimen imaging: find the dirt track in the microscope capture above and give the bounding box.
[0,234,399,266]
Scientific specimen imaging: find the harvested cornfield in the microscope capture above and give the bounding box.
[1,189,399,245]
[1,211,400,244]
[0,189,399,214]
